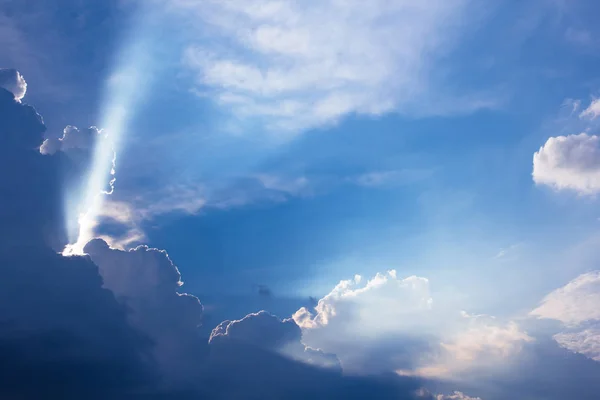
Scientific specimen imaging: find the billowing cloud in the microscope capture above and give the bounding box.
[294,271,531,378]
[166,0,493,132]
[533,133,600,194]
[83,239,207,382]
[0,68,26,101]
[294,271,433,334]
[0,84,154,398]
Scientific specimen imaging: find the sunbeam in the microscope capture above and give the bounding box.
[63,7,157,255]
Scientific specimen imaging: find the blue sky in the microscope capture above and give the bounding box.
[3,0,600,398]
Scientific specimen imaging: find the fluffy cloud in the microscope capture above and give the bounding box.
[294,271,531,378]
[83,239,207,382]
[531,271,600,363]
[294,271,433,334]
[167,0,491,132]
[0,68,26,101]
[533,133,600,194]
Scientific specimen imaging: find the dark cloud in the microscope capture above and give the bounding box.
[0,247,155,399]
[0,80,157,398]
[84,238,208,382]
[0,73,432,399]
[0,86,67,249]
[205,338,424,400]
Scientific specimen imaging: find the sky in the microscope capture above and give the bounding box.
[2,0,600,399]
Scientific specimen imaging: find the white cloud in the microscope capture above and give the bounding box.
[293,271,433,335]
[553,325,600,362]
[165,0,490,132]
[533,133,600,194]
[530,271,600,326]
[580,98,600,120]
[294,271,531,378]
[0,68,26,101]
[531,271,600,363]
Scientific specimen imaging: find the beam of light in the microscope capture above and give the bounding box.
[63,7,157,255]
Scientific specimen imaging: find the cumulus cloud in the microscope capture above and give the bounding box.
[294,271,531,378]
[533,133,600,194]
[294,271,433,334]
[0,68,26,101]
[165,0,492,132]
[0,85,154,398]
[83,239,207,381]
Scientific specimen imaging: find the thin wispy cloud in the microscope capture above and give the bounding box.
[164,0,494,133]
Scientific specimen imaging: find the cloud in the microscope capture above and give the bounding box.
[413,314,533,379]
[530,271,600,326]
[580,98,600,120]
[294,271,531,378]
[40,125,105,155]
[167,0,491,132]
[83,239,207,382]
[0,68,26,101]
[0,87,67,249]
[553,326,600,362]
[533,133,600,194]
[293,271,433,334]
[531,271,600,363]
[0,84,154,398]
[210,311,340,370]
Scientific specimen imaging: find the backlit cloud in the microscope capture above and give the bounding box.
[0,68,26,101]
